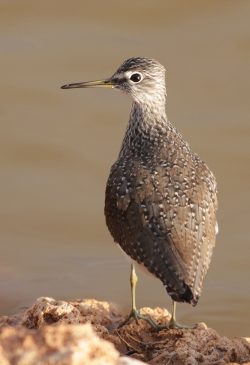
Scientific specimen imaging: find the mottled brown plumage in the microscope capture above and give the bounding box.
[103,58,218,306]
[61,56,218,312]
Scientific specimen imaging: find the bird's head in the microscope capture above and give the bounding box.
[61,57,166,105]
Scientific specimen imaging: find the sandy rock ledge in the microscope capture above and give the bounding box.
[0,297,249,365]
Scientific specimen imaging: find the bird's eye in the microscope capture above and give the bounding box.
[130,73,142,83]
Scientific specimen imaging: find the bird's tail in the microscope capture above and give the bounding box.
[167,283,199,306]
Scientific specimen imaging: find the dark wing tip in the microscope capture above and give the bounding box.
[168,283,199,306]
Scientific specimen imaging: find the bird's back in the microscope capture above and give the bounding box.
[105,119,217,305]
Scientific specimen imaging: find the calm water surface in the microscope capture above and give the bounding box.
[0,1,249,337]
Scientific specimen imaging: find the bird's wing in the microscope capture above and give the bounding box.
[130,158,218,300]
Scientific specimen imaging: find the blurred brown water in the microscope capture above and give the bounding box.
[0,1,249,337]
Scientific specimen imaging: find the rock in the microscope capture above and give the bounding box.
[0,322,146,365]
[0,323,117,365]
[117,317,250,365]
[21,297,123,330]
[0,297,249,365]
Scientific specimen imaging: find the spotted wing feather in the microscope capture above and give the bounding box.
[105,148,217,305]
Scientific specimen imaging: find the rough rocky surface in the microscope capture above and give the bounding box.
[0,297,249,365]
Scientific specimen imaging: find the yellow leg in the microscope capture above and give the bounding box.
[168,301,196,329]
[118,263,160,329]
[119,267,196,330]
[131,263,137,312]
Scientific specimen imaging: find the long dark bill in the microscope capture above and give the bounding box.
[61,79,113,89]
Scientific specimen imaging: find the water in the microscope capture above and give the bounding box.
[0,1,249,337]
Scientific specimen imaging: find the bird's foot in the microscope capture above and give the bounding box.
[118,308,161,330]
[168,316,197,329]
[118,310,196,331]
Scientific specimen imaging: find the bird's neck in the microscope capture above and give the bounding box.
[132,100,168,131]
[119,101,170,156]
